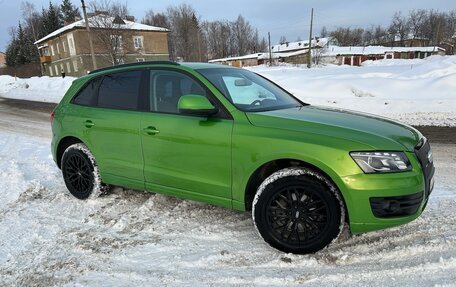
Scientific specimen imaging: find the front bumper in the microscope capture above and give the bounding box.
[341,140,434,234]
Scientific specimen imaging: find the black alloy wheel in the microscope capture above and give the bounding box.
[266,184,331,245]
[254,169,342,254]
[62,145,95,199]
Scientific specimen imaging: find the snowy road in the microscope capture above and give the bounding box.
[0,98,455,286]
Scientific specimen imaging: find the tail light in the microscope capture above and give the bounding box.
[50,111,55,124]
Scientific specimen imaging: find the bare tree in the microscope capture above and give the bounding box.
[408,9,427,40]
[312,45,328,65]
[320,26,328,38]
[167,4,204,61]
[388,12,410,46]
[82,1,135,65]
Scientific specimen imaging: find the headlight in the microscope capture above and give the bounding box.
[350,151,412,173]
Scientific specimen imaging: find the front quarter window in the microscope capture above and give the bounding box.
[197,67,304,112]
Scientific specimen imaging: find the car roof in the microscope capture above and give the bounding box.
[87,61,237,76]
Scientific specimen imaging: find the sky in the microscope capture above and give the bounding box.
[0,0,455,52]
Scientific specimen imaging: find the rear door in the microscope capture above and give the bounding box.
[68,69,147,185]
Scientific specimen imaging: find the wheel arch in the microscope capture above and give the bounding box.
[244,158,348,220]
[55,136,84,169]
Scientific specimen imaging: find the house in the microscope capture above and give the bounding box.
[209,36,445,67]
[324,46,446,66]
[34,13,169,77]
[208,53,265,67]
[0,52,6,68]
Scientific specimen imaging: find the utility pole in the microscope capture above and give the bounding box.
[268,32,273,66]
[307,8,314,68]
[81,0,97,70]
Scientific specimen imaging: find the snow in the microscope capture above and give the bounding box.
[0,75,75,103]
[324,45,445,56]
[247,55,456,126]
[271,38,329,53]
[0,127,455,286]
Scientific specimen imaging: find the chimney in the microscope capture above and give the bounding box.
[125,15,135,22]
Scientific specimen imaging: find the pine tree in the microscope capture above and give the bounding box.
[16,23,28,65]
[44,2,63,34]
[5,35,19,66]
[60,0,80,24]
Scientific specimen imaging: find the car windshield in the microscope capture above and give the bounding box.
[197,67,305,112]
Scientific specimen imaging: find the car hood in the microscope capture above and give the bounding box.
[246,105,422,151]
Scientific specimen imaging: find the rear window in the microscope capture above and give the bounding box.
[73,77,101,106]
[97,70,142,110]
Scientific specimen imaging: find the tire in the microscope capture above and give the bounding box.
[61,143,106,199]
[252,167,344,254]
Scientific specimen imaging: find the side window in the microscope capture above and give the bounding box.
[73,77,101,106]
[150,70,207,114]
[98,70,142,110]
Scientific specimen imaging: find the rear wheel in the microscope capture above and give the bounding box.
[61,143,107,199]
[253,167,343,254]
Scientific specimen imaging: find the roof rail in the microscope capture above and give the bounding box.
[88,61,180,74]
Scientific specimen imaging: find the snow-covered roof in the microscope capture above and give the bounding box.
[35,14,169,45]
[209,53,265,63]
[325,45,445,56]
[208,44,444,63]
[271,38,329,53]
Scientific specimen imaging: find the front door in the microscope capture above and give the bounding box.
[141,69,233,201]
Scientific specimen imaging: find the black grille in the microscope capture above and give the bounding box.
[370,192,424,218]
[414,138,435,200]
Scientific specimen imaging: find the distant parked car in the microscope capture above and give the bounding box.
[51,61,434,254]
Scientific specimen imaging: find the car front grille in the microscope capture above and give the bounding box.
[414,138,435,200]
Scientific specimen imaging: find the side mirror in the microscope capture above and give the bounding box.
[178,95,218,116]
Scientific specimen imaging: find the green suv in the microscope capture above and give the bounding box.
[51,61,434,254]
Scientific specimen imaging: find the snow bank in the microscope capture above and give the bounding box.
[0,131,455,286]
[0,75,75,103]
[248,55,456,126]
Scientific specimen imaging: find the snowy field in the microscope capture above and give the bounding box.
[1,55,455,126]
[0,127,455,286]
[249,55,456,126]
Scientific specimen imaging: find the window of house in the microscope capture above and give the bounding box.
[133,36,144,49]
[73,60,78,72]
[56,43,60,54]
[49,66,53,76]
[67,33,76,56]
[60,64,64,74]
[51,45,55,56]
[54,65,58,75]
[73,77,102,106]
[136,58,145,62]
[66,62,71,73]
[62,40,66,52]
[98,70,142,110]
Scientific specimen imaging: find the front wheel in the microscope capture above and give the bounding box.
[252,168,344,254]
[61,143,107,199]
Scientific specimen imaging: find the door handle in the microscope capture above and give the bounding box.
[84,120,94,128]
[143,126,160,135]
